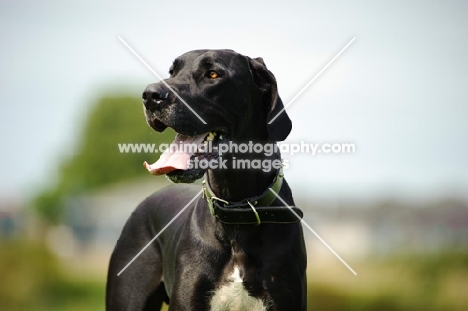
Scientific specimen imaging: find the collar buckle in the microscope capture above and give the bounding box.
[203,180,228,216]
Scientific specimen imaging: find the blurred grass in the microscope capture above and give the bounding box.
[1,239,467,310]
[308,251,468,311]
[0,240,104,311]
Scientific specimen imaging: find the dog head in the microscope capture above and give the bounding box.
[142,49,291,183]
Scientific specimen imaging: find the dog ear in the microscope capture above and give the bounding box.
[248,57,292,141]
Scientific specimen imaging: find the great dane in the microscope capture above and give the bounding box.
[106,49,307,310]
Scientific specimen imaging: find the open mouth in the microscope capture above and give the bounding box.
[143,130,225,176]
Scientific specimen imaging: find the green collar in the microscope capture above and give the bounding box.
[202,168,303,225]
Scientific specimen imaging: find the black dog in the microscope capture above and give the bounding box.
[106,50,307,310]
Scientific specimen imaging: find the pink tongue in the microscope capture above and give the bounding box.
[144,133,208,175]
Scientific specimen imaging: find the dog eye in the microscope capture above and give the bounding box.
[208,71,219,79]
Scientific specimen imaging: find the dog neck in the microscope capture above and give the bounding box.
[204,148,281,203]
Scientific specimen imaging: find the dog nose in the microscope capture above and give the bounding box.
[142,84,170,110]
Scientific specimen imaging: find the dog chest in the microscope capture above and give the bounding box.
[209,266,266,311]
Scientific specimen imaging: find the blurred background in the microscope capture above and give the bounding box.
[1,0,467,310]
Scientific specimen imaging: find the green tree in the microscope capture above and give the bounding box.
[34,95,175,223]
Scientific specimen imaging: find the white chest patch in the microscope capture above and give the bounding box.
[210,266,266,311]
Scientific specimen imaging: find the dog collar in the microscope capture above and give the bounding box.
[202,168,303,225]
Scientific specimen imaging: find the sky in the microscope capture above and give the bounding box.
[1,0,467,201]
